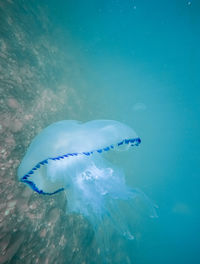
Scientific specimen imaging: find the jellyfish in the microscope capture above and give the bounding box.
[18,120,156,249]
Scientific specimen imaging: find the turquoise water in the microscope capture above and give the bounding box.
[0,0,199,263]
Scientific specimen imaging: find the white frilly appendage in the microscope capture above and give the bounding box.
[59,154,157,243]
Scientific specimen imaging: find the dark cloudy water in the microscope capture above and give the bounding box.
[0,0,199,263]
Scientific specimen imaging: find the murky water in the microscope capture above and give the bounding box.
[0,0,199,263]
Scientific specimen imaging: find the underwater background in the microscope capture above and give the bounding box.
[0,0,199,263]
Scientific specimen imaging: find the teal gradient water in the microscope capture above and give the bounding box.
[45,1,200,263]
[1,0,199,263]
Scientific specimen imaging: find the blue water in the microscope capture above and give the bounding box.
[0,0,199,263]
[45,2,200,261]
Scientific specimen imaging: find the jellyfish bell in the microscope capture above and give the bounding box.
[18,119,156,244]
[18,120,139,194]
